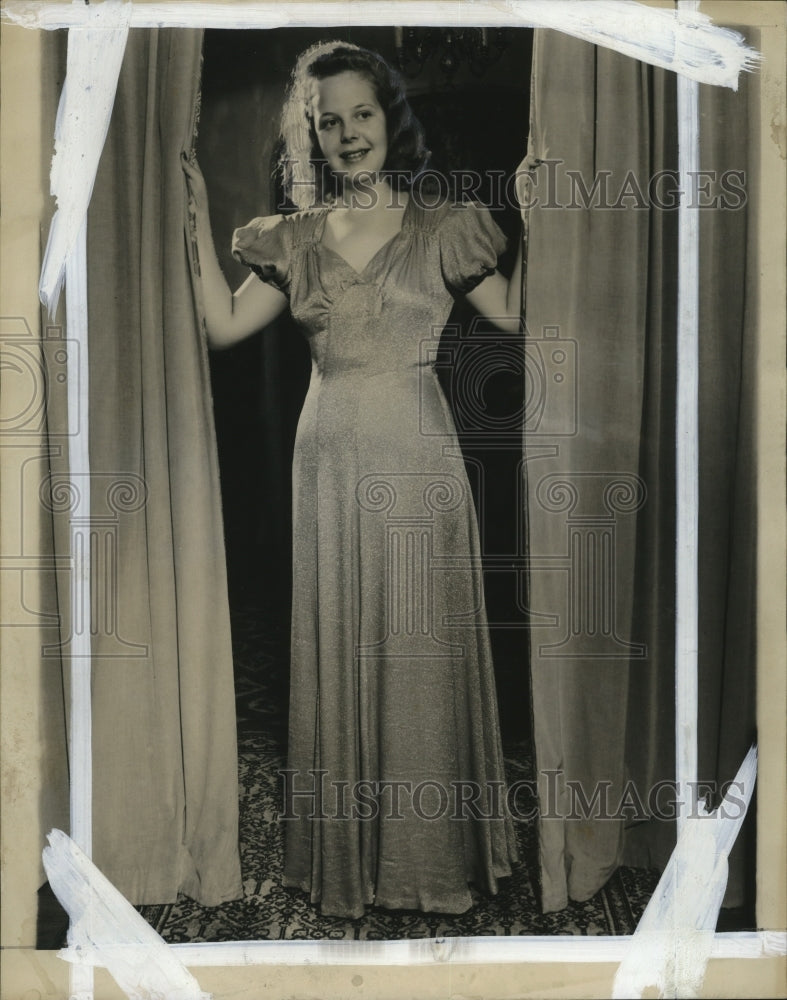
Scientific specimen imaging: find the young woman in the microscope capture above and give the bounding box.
[183,40,525,920]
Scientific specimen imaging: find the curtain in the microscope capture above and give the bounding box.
[68,28,243,905]
[524,30,755,912]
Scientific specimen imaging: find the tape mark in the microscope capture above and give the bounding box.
[1,0,761,89]
[38,0,130,316]
[612,746,759,999]
[43,829,211,1000]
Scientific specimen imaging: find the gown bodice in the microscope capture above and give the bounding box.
[232,195,507,378]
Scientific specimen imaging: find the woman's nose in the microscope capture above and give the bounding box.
[341,123,358,142]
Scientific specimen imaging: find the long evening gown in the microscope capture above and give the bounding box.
[233,196,519,919]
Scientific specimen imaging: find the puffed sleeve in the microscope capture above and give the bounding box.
[438,200,508,295]
[231,215,292,296]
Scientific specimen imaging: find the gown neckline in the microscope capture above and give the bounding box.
[316,194,413,278]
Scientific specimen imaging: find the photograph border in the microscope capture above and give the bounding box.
[1,2,785,998]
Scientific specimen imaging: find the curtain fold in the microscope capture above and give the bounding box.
[525,29,755,914]
[77,27,242,905]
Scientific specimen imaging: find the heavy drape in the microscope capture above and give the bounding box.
[525,30,755,912]
[77,28,242,905]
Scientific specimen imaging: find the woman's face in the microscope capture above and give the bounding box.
[312,71,388,187]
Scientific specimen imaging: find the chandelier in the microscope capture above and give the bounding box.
[394,27,510,83]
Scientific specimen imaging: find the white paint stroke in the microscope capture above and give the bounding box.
[675,0,700,840]
[43,830,211,1000]
[612,745,759,1000]
[64,216,94,1000]
[2,0,760,90]
[38,0,130,316]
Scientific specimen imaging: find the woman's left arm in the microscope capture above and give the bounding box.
[464,232,524,332]
[464,152,535,331]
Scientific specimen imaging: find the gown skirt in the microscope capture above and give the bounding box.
[233,195,519,918]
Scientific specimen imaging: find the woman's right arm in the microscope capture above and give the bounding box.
[182,155,288,350]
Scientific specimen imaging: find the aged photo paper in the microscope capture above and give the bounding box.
[1,1,785,998]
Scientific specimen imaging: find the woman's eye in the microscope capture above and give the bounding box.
[357,111,372,120]
[321,118,337,129]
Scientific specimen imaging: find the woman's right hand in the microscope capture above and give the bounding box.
[181,151,209,216]
[179,152,289,349]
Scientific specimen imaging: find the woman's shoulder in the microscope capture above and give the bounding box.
[235,206,327,233]
[233,212,286,242]
[277,207,331,244]
[405,192,497,236]
[232,207,327,260]
[421,194,507,292]
[232,213,286,265]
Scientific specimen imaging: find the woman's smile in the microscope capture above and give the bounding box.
[341,148,372,163]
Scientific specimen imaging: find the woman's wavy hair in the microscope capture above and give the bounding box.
[279,41,431,209]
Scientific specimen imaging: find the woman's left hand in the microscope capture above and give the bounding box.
[514,150,541,213]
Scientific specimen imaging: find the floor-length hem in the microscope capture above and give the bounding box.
[283,867,520,920]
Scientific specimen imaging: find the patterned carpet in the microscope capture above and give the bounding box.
[135,605,660,942]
